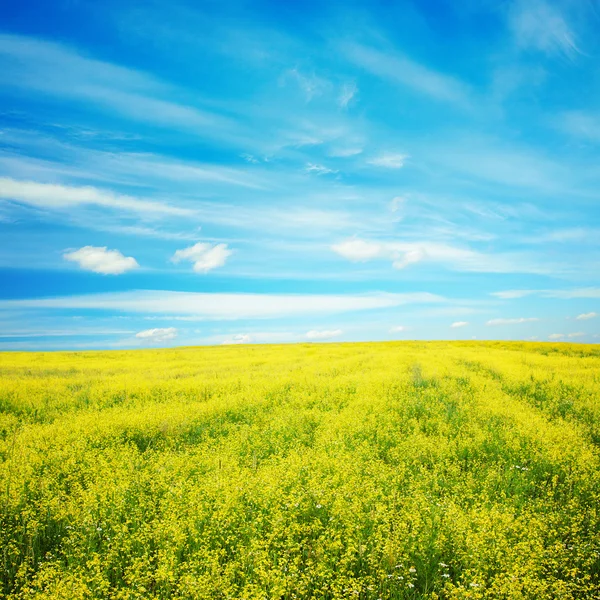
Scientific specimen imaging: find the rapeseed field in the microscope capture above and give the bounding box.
[1,341,599,599]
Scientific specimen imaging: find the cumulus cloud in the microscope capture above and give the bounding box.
[63,246,139,275]
[331,239,383,262]
[306,329,343,340]
[567,332,584,338]
[222,334,252,345]
[576,312,597,320]
[451,321,469,328]
[172,242,232,273]
[367,153,408,169]
[548,333,565,340]
[392,249,425,270]
[135,327,177,342]
[486,317,539,326]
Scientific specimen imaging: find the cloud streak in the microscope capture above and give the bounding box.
[340,42,472,107]
[486,317,539,326]
[0,290,447,320]
[0,178,193,217]
[136,327,178,342]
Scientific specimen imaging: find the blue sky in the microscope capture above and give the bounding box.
[0,0,599,350]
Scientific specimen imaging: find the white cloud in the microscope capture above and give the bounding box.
[0,34,239,140]
[451,321,469,328]
[0,177,192,217]
[0,328,134,338]
[367,153,408,169]
[576,312,597,320]
[559,111,600,141]
[490,290,536,299]
[284,68,330,101]
[305,163,338,175]
[340,42,471,106]
[486,317,539,326]
[492,288,600,300]
[63,246,139,275]
[332,238,540,274]
[392,249,425,270]
[306,329,342,340]
[135,327,177,342]
[339,82,358,108]
[172,242,233,273]
[331,239,383,262]
[328,146,363,157]
[547,289,600,299]
[508,0,581,59]
[221,333,252,345]
[389,325,406,333]
[548,333,565,340]
[390,196,406,213]
[0,290,446,320]
[567,332,585,338]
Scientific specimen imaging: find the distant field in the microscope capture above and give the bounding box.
[1,341,600,599]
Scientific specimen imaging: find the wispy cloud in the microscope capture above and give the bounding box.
[171,242,233,274]
[221,333,253,345]
[367,153,408,169]
[0,177,193,217]
[576,312,597,320]
[486,317,539,326]
[282,68,330,101]
[339,82,358,108]
[493,288,600,300]
[491,290,537,299]
[63,246,139,275]
[331,238,546,274]
[0,34,242,140]
[306,329,343,340]
[305,163,338,175]
[389,325,406,333]
[136,327,177,342]
[340,42,472,107]
[0,290,446,320]
[557,111,600,141]
[0,328,135,338]
[451,321,469,328]
[567,332,584,338]
[548,333,565,340]
[508,0,581,59]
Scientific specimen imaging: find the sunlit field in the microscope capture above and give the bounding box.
[1,341,600,599]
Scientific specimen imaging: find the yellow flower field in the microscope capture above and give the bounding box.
[1,341,599,599]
